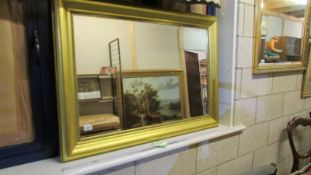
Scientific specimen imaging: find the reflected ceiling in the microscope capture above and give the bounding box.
[264,0,306,18]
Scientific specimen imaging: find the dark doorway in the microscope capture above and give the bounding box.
[185,51,203,116]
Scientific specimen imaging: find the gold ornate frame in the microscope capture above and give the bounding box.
[253,0,311,74]
[302,51,311,97]
[53,0,218,161]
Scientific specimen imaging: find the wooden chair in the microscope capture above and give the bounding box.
[287,116,311,172]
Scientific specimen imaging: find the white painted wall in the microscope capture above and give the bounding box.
[264,15,303,40]
[74,15,213,73]
[183,27,208,51]
[266,15,283,40]
[283,19,303,38]
[73,14,132,74]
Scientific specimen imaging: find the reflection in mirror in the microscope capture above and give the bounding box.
[72,14,209,137]
[258,0,306,66]
[122,71,184,129]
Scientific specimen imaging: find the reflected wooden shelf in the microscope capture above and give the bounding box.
[99,75,112,79]
[99,96,114,103]
[79,96,114,103]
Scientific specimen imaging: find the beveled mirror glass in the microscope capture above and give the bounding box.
[253,0,311,74]
[54,0,218,161]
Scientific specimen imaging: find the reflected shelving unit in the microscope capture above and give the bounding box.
[76,38,124,136]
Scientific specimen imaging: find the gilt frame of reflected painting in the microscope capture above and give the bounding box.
[53,0,218,161]
[253,0,311,74]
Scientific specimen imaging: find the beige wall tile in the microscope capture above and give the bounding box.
[219,102,232,126]
[240,69,272,98]
[253,137,291,165]
[238,3,245,36]
[268,115,293,143]
[245,139,291,168]
[217,153,253,175]
[296,73,303,90]
[277,138,292,161]
[283,91,304,115]
[235,68,242,100]
[272,73,297,93]
[135,147,196,175]
[256,94,284,123]
[260,128,293,162]
[295,110,311,118]
[253,143,278,169]
[250,165,278,175]
[243,5,254,37]
[276,157,293,175]
[234,98,256,126]
[197,167,217,175]
[237,37,253,68]
[304,98,311,109]
[238,123,269,155]
[197,136,239,172]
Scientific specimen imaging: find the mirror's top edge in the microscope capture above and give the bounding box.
[61,0,217,26]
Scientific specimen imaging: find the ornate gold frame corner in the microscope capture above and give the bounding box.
[53,0,219,161]
[252,0,311,74]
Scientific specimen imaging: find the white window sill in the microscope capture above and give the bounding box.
[1,124,246,175]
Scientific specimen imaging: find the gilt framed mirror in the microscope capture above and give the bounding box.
[53,0,218,161]
[253,0,311,74]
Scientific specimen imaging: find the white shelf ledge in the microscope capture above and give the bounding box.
[1,125,246,175]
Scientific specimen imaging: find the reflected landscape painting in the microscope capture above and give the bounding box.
[122,73,182,129]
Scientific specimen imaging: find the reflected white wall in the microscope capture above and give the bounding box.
[135,22,181,70]
[73,15,132,74]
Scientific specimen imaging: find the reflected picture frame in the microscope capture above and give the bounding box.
[253,0,311,74]
[302,47,311,98]
[122,70,185,129]
[53,0,218,161]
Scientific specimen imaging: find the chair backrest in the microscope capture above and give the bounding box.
[287,116,311,172]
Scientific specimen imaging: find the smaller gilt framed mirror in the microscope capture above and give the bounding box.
[253,0,311,74]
